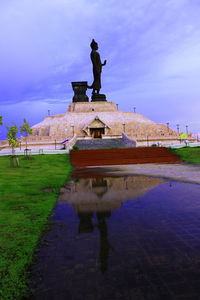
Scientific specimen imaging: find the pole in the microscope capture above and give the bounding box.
[176,124,179,133]
[122,123,125,133]
[71,125,74,136]
[55,139,56,150]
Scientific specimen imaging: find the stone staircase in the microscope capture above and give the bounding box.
[70,147,182,167]
[75,138,128,150]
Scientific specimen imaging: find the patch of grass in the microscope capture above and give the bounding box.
[169,146,200,163]
[0,154,72,299]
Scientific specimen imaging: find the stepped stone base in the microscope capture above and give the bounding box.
[75,138,130,150]
[30,101,194,145]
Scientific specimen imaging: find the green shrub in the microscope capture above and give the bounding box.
[151,144,157,147]
[72,145,79,150]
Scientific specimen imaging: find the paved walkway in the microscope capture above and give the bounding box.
[89,162,200,184]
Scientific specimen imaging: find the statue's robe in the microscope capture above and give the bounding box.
[90,50,102,91]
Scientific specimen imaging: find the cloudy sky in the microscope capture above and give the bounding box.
[0,0,200,139]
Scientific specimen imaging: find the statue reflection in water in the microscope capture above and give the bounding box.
[96,211,113,273]
[77,209,114,273]
[69,174,164,274]
[78,212,94,233]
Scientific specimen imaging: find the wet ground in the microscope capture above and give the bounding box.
[87,162,200,185]
[30,169,200,300]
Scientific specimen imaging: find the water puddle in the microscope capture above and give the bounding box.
[30,169,200,300]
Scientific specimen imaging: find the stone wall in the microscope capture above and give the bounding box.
[122,132,136,147]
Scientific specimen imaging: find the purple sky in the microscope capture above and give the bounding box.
[1,0,200,139]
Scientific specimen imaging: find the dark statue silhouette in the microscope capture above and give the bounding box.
[71,39,107,102]
[88,39,107,101]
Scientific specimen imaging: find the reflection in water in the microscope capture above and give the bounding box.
[97,211,112,273]
[59,174,165,274]
[30,173,200,300]
[124,176,129,190]
[59,175,165,212]
[77,210,112,273]
[78,212,94,233]
[92,177,108,197]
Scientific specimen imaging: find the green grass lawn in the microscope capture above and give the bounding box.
[169,146,200,163]
[0,154,72,300]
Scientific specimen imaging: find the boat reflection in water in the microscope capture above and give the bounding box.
[58,174,165,273]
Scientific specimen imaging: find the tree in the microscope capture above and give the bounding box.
[7,123,19,167]
[0,116,2,150]
[20,118,33,151]
[0,116,2,136]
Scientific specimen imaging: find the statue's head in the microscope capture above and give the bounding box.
[90,39,98,50]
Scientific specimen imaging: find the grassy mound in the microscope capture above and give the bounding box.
[0,154,72,299]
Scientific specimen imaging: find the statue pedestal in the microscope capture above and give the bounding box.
[67,101,117,112]
[71,82,89,102]
[91,93,107,102]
